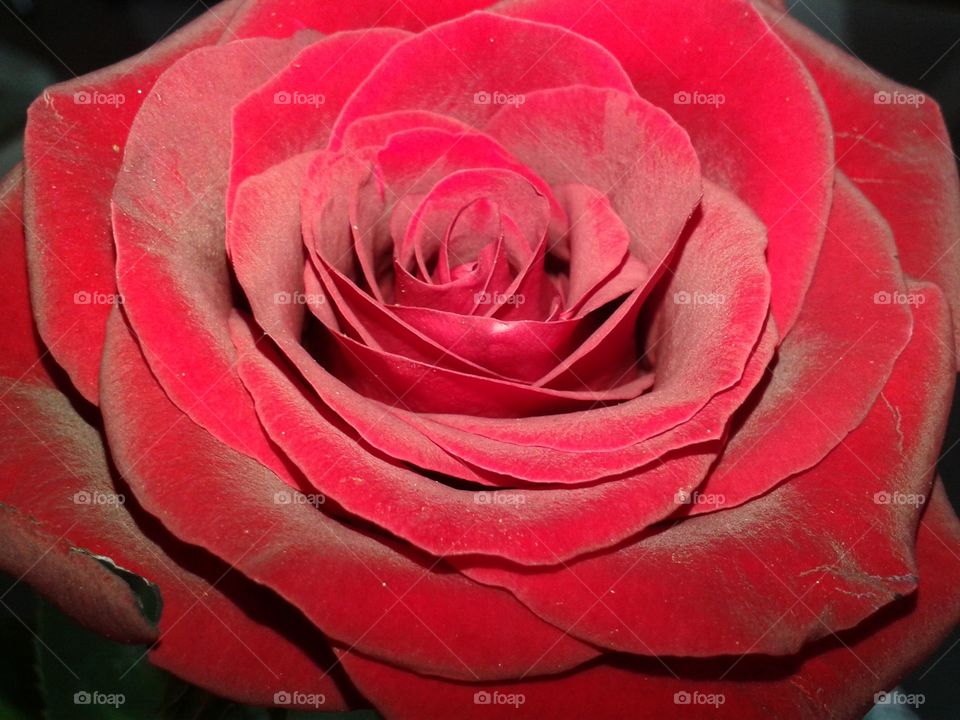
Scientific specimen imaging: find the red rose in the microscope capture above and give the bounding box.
[3,0,959,717]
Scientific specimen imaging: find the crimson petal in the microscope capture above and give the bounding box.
[420,180,768,455]
[690,175,914,514]
[22,0,244,403]
[457,281,952,656]
[329,12,635,148]
[496,0,833,336]
[225,0,496,39]
[765,5,960,362]
[228,29,410,216]
[101,313,597,680]
[0,176,348,708]
[112,35,318,484]
[340,480,960,719]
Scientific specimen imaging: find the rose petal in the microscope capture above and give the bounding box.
[397,169,548,287]
[302,129,562,308]
[228,152,320,341]
[420,180,768,454]
[101,311,598,680]
[339,480,960,718]
[455,279,952,656]
[480,85,704,390]
[484,86,700,281]
[0,184,347,707]
[328,12,636,148]
[689,174,914,514]
[229,155,496,485]
[389,303,601,384]
[0,170,149,641]
[341,110,472,152]
[554,184,644,317]
[393,321,775,484]
[0,377,350,711]
[112,35,317,484]
[309,257,515,378]
[228,28,410,216]
[233,313,736,564]
[22,0,244,403]
[225,0,496,39]
[0,166,51,386]
[318,326,652,415]
[236,171,768,485]
[764,5,960,363]
[496,0,833,336]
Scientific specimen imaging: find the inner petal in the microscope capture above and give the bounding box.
[398,169,551,310]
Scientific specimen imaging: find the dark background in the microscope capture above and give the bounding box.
[0,0,958,718]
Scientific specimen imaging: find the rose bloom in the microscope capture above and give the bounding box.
[1,0,959,717]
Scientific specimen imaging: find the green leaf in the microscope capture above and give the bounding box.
[13,554,378,720]
[36,597,176,719]
[31,591,381,719]
[0,572,43,719]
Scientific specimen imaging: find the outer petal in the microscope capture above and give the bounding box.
[0,166,51,386]
[22,0,243,403]
[762,4,960,362]
[1,378,349,711]
[689,174,913,513]
[457,280,952,657]
[112,35,317,483]
[339,480,960,720]
[0,172,347,709]
[100,312,598,680]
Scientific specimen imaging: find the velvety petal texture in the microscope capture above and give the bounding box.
[23,0,246,403]
[759,3,960,362]
[1,173,347,708]
[3,0,960,718]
